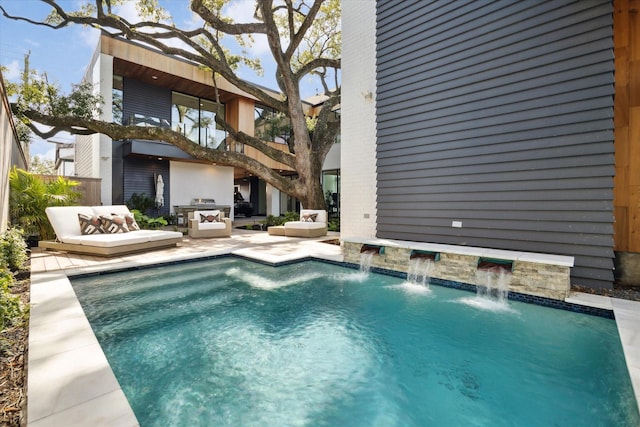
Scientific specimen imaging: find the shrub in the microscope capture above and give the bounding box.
[328,217,340,232]
[0,228,29,272]
[126,193,156,215]
[283,211,300,222]
[131,209,168,229]
[262,215,284,227]
[9,167,80,240]
[261,212,300,227]
[0,269,22,331]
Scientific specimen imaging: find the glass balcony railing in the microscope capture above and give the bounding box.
[172,120,227,150]
[126,114,171,128]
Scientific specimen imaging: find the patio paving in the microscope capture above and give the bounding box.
[27,229,640,426]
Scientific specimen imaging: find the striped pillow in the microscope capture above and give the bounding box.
[100,214,129,234]
[78,213,104,235]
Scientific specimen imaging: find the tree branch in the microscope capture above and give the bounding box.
[284,0,324,60]
[295,57,340,82]
[214,116,296,168]
[190,0,268,35]
[16,107,294,190]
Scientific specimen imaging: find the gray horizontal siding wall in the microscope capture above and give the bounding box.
[113,78,173,215]
[375,0,615,288]
[123,157,170,217]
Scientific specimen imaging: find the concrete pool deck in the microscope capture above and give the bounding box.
[27,229,640,426]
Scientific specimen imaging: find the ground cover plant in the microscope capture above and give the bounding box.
[0,228,30,426]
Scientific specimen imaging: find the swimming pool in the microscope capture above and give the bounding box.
[71,257,640,426]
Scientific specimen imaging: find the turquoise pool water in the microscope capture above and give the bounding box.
[71,258,640,426]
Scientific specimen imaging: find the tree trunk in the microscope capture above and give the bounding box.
[303,178,327,211]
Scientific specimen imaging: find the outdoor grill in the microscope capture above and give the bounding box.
[173,198,231,225]
[190,198,217,206]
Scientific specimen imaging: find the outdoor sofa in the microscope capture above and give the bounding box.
[39,205,183,257]
[187,210,232,238]
[283,209,328,237]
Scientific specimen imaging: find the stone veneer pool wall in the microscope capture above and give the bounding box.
[342,238,573,301]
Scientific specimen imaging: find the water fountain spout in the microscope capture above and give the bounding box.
[407,251,439,287]
[359,244,383,273]
[360,244,384,254]
[475,258,513,304]
[409,250,440,261]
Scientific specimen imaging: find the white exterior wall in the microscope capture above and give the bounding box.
[266,184,281,216]
[98,53,114,205]
[75,49,114,205]
[169,162,235,217]
[323,143,340,171]
[341,0,377,239]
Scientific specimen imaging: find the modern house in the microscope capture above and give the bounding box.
[0,70,28,232]
[342,0,638,290]
[76,33,340,219]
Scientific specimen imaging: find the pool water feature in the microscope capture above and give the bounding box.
[406,257,434,288]
[71,258,640,427]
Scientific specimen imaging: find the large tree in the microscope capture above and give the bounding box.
[1,0,341,209]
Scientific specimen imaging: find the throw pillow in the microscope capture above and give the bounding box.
[301,213,318,223]
[115,212,140,231]
[200,213,220,223]
[100,214,130,234]
[78,213,104,235]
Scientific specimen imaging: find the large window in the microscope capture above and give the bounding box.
[112,75,123,125]
[322,169,340,218]
[171,92,226,149]
[254,104,291,145]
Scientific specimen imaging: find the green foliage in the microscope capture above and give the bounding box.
[14,120,32,146]
[47,81,104,118]
[255,109,292,143]
[262,215,285,227]
[30,155,57,175]
[261,211,300,227]
[0,228,29,272]
[9,167,80,239]
[131,210,168,230]
[328,217,340,232]
[163,214,177,226]
[9,58,103,120]
[126,193,156,214]
[283,211,300,222]
[0,269,22,332]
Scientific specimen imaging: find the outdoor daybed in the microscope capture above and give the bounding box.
[283,209,328,238]
[39,205,183,256]
[187,210,232,238]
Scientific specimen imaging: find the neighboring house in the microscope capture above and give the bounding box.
[54,142,75,176]
[0,70,28,232]
[77,34,340,219]
[342,0,638,290]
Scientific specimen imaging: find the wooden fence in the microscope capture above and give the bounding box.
[39,175,102,206]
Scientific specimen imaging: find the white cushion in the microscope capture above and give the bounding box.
[63,233,150,247]
[92,205,132,217]
[198,222,226,231]
[193,210,221,223]
[46,206,96,241]
[143,230,184,242]
[284,221,326,230]
[299,209,327,224]
[284,210,327,231]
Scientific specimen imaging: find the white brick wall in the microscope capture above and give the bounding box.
[340,0,377,239]
[75,49,114,205]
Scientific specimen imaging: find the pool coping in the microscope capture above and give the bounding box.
[27,238,640,426]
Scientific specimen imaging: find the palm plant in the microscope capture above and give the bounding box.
[9,167,80,240]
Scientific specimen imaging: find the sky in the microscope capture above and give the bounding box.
[0,0,325,161]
